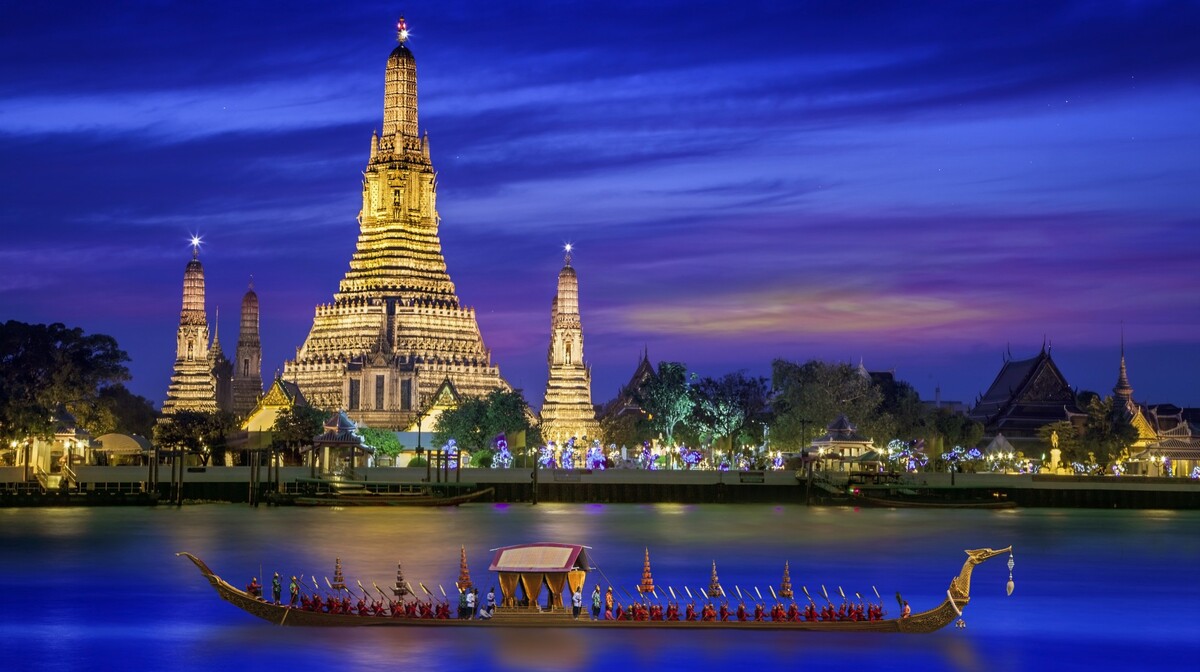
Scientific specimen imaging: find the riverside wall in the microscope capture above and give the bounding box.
[2,466,1199,508]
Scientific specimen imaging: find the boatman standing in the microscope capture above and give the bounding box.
[572,586,583,619]
[272,572,282,604]
[289,576,299,606]
[591,585,601,620]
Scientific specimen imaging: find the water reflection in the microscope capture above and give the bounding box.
[2,504,1198,671]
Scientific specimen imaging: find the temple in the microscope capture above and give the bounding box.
[968,345,1080,451]
[538,246,601,443]
[284,18,506,429]
[162,242,231,415]
[232,280,263,417]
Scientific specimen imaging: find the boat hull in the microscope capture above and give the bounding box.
[292,487,494,507]
[178,547,1010,633]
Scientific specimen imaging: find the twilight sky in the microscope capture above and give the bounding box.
[2,1,1199,411]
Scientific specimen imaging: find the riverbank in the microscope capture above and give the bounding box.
[2,466,1198,508]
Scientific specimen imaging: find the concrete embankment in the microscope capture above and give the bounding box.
[2,466,1198,508]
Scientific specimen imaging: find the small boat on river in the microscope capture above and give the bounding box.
[179,543,1013,632]
[291,486,494,507]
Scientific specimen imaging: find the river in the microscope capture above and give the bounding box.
[1,503,1194,671]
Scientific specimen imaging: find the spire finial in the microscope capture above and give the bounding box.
[396,16,410,44]
[189,234,202,259]
[248,275,254,291]
[563,242,573,266]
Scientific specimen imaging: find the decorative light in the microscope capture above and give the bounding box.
[397,16,410,43]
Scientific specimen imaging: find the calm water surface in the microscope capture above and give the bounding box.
[1,504,1195,671]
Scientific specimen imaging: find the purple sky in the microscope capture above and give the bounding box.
[3,1,1199,411]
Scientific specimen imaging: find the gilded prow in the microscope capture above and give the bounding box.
[177,551,220,584]
[898,545,1013,633]
[951,546,1012,602]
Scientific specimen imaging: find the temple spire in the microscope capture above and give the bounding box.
[1114,328,1133,404]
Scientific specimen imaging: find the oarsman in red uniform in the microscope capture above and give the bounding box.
[685,602,696,621]
[355,598,367,615]
[754,602,765,622]
[246,578,262,598]
[837,602,847,621]
[718,603,730,621]
[736,601,747,622]
[614,603,624,621]
[786,603,799,622]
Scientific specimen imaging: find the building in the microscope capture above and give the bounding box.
[968,345,1080,452]
[538,247,601,443]
[232,280,263,417]
[284,18,506,429]
[162,243,231,415]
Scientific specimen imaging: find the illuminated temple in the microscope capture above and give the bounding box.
[284,18,506,429]
[162,244,230,415]
[538,247,601,443]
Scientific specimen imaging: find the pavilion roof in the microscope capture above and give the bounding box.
[488,543,589,573]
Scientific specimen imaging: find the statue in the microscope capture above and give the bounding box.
[1050,430,1059,450]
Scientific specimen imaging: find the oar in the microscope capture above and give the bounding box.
[755,586,763,603]
[770,586,778,601]
[838,586,846,603]
[735,586,743,600]
[373,581,391,603]
[419,582,431,596]
[685,586,693,600]
[439,584,447,598]
[821,585,833,606]
[669,586,677,601]
[802,585,816,606]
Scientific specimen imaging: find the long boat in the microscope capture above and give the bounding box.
[851,493,1018,510]
[291,486,494,507]
[178,544,1013,632]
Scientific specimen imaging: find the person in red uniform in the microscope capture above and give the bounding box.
[685,602,696,621]
[753,602,765,622]
[736,601,747,622]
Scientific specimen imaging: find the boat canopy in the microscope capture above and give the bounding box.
[488,543,589,610]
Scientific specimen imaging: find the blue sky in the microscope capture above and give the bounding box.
[2,0,1198,409]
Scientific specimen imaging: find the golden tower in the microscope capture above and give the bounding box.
[538,245,601,443]
[162,240,221,415]
[284,17,506,428]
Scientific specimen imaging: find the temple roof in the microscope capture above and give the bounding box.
[969,348,1079,437]
[488,543,589,573]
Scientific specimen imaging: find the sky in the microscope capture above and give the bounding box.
[2,0,1199,411]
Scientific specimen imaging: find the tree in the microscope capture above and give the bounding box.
[271,406,327,464]
[359,427,403,459]
[876,378,924,441]
[153,410,238,466]
[153,410,209,459]
[58,382,156,440]
[920,408,984,455]
[0,321,130,444]
[599,411,653,449]
[691,371,771,451]
[770,359,883,449]
[1080,396,1137,466]
[1037,420,1080,462]
[636,362,694,445]
[434,389,534,453]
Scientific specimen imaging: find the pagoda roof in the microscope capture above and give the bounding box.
[970,348,1078,432]
[488,543,589,573]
